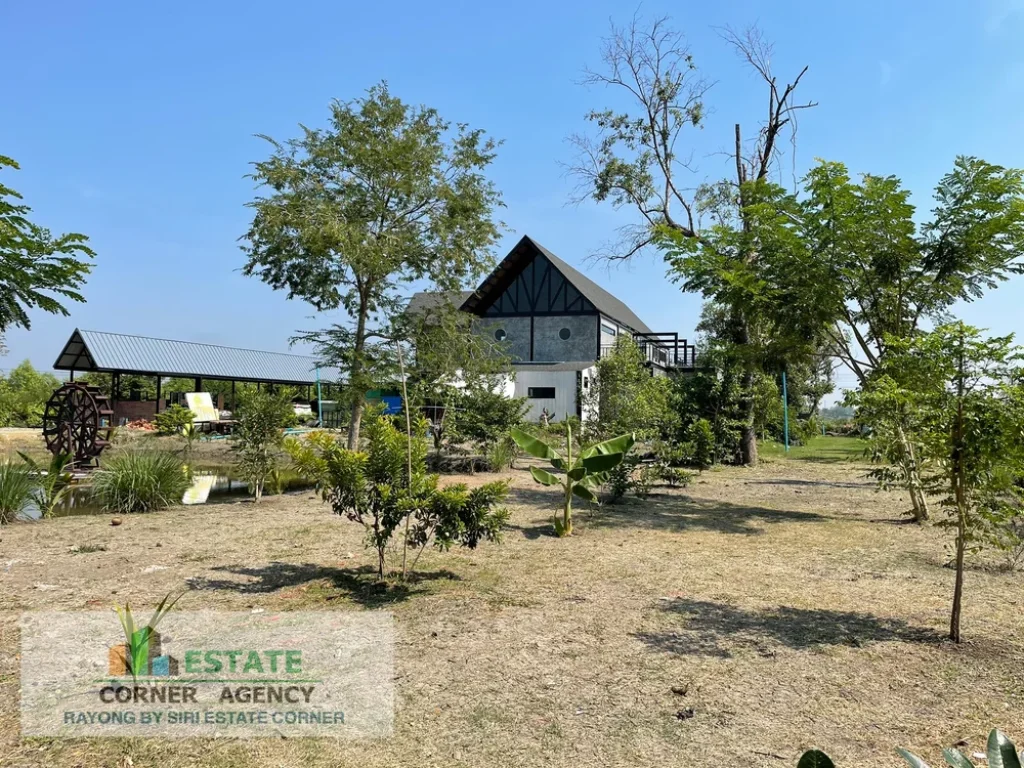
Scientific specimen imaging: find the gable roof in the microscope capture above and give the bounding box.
[53,329,342,385]
[460,235,652,333]
[406,290,474,316]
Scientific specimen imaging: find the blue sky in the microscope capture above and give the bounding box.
[3,0,1024,395]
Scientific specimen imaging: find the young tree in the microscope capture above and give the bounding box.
[859,323,1024,642]
[584,335,676,441]
[0,156,93,335]
[232,389,293,503]
[242,83,504,450]
[570,17,817,465]
[802,158,1024,519]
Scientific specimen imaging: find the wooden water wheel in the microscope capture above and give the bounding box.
[42,383,114,469]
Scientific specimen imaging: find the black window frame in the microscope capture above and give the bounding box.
[527,387,556,399]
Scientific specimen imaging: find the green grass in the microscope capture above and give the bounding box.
[759,435,866,463]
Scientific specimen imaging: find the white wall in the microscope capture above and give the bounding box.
[513,368,579,422]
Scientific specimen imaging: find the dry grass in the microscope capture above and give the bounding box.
[0,457,1022,767]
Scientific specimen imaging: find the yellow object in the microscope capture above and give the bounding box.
[184,392,219,423]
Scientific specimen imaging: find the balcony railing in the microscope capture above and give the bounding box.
[600,332,697,369]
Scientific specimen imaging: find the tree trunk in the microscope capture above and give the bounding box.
[949,335,966,643]
[739,370,758,467]
[950,511,966,643]
[894,421,929,522]
[734,314,758,467]
[346,297,370,451]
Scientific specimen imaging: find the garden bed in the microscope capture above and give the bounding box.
[0,453,1022,766]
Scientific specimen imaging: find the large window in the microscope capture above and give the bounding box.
[527,387,556,399]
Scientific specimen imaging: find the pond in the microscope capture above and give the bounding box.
[27,468,314,519]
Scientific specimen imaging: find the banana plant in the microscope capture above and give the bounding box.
[511,423,634,536]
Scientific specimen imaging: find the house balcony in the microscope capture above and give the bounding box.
[600,332,697,370]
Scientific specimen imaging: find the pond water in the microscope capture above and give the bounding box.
[27,469,314,519]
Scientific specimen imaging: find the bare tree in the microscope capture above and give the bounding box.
[569,14,816,465]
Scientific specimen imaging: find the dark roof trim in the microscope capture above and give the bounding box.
[460,236,651,333]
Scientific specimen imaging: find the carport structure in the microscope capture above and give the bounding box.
[52,329,342,423]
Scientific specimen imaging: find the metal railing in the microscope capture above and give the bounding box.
[600,333,697,369]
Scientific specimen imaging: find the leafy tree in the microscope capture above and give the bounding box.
[583,335,676,442]
[0,156,93,336]
[0,360,60,427]
[802,158,1024,520]
[570,17,817,465]
[856,323,1024,642]
[242,83,504,450]
[232,389,293,503]
[512,425,634,537]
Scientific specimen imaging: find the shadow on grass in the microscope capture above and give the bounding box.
[186,562,460,608]
[587,493,829,535]
[637,598,943,658]
[747,478,870,490]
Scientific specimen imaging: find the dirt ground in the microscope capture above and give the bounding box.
[1,455,1022,767]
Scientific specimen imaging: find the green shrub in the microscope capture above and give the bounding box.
[604,455,638,503]
[631,463,659,499]
[687,418,715,470]
[0,462,38,523]
[659,465,693,488]
[153,405,195,436]
[91,451,190,513]
[486,435,517,471]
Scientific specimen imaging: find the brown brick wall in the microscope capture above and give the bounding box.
[113,401,160,424]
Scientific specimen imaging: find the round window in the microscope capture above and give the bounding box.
[559,327,571,340]
[494,329,507,341]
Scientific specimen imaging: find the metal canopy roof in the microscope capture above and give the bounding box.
[53,329,342,385]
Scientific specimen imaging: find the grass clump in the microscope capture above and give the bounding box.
[91,451,190,513]
[0,462,39,523]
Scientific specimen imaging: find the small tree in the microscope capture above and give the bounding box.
[511,425,635,536]
[232,389,292,503]
[861,323,1024,642]
[306,411,509,579]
